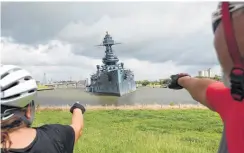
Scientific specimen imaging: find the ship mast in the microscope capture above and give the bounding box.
[97,31,121,66]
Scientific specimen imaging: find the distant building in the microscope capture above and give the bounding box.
[198,68,214,77]
[198,70,207,77]
[198,71,201,77]
[207,68,213,77]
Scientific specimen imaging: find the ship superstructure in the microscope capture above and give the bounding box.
[87,32,136,96]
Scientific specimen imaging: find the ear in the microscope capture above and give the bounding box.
[25,105,32,119]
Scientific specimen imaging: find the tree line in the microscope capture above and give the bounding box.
[136,75,221,86]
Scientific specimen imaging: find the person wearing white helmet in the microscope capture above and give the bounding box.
[168,2,244,153]
[1,65,85,153]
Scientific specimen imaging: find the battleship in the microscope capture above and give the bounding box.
[86,32,136,96]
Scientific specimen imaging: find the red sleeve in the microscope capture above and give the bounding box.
[206,82,230,120]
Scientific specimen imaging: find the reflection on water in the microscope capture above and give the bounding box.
[36,87,198,106]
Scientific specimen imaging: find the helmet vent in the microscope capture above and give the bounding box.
[24,76,32,80]
[28,89,36,93]
[1,72,9,79]
[1,93,21,100]
[1,81,19,92]
[0,65,37,109]
[1,68,22,80]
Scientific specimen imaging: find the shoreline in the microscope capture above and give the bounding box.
[36,104,208,111]
[37,88,54,91]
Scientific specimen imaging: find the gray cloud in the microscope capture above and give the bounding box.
[1,2,221,80]
[2,2,182,44]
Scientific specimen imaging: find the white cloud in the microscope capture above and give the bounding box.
[58,2,217,43]
[1,37,99,81]
[1,37,192,81]
[1,2,222,82]
[54,2,219,66]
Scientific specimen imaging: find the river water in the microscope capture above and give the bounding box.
[36,87,198,106]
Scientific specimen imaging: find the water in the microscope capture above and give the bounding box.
[36,87,198,106]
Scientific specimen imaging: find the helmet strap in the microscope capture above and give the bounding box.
[221,2,244,101]
[16,101,36,127]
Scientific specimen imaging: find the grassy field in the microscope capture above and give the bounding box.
[33,109,223,153]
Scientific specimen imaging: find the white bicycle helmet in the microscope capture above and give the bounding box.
[1,65,37,125]
[212,2,244,32]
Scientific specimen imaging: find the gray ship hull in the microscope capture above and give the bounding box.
[89,69,136,96]
[87,31,137,96]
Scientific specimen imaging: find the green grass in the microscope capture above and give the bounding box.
[37,84,54,91]
[33,109,223,153]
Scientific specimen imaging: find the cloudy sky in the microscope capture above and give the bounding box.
[1,1,222,82]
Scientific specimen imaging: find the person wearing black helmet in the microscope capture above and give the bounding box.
[1,65,85,153]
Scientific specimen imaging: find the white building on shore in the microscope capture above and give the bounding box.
[198,68,214,77]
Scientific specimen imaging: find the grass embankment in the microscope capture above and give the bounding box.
[37,84,54,91]
[33,108,223,153]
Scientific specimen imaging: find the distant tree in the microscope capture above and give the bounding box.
[213,75,221,81]
[159,79,164,85]
[195,75,221,81]
[141,80,150,86]
[151,80,159,85]
[195,76,205,78]
[162,78,171,85]
[136,81,141,84]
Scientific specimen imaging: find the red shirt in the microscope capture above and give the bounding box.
[206,82,244,153]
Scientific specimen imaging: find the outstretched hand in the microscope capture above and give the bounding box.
[168,73,190,90]
[70,102,86,114]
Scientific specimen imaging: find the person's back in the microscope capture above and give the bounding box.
[1,65,85,153]
[2,124,75,153]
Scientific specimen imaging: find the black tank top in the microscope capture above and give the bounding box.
[1,124,75,153]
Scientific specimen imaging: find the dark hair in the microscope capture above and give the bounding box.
[1,111,27,153]
[1,131,12,152]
